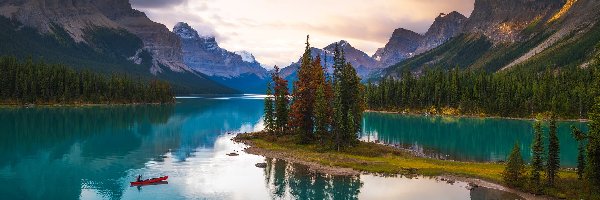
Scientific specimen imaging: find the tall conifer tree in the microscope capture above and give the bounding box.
[571,125,587,180]
[264,81,275,133]
[272,66,289,134]
[531,119,545,188]
[547,116,560,186]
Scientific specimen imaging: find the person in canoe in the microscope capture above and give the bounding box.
[137,175,142,182]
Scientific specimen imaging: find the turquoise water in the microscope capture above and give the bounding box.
[362,112,588,167]
[0,96,525,199]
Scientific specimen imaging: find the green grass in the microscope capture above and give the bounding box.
[237,132,598,199]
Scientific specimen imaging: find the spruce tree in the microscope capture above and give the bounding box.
[272,66,289,134]
[571,125,587,180]
[314,85,329,143]
[503,142,526,187]
[587,98,600,187]
[547,116,560,186]
[332,83,345,151]
[290,35,316,142]
[530,119,545,188]
[264,81,275,133]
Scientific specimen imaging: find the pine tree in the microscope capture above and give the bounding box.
[547,116,560,186]
[530,119,545,188]
[587,97,600,187]
[571,125,587,180]
[264,81,275,133]
[290,35,316,142]
[314,85,329,143]
[272,66,289,134]
[329,44,364,149]
[332,83,345,151]
[503,142,526,187]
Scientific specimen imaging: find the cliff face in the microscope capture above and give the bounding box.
[0,0,189,73]
[0,0,120,41]
[374,11,467,68]
[416,11,467,54]
[92,0,188,73]
[464,0,563,42]
[173,22,267,79]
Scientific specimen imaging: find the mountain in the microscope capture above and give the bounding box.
[173,22,269,93]
[0,0,236,94]
[373,12,467,69]
[324,40,378,77]
[381,0,600,78]
[372,28,423,68]
[280,40,378,81]
[415,11,468,54]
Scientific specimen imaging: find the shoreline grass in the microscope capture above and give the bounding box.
[236,132,595,199]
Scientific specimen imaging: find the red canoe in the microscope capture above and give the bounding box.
[130,176,169,186]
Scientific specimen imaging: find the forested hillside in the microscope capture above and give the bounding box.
[0,14,236,95]
[0,56,173,104]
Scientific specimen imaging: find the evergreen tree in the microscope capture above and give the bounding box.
[332,83,345,151]
[503,142,526,187]
[272,66,289,134]
[314,85,329,143]
[329,44,364,149]
[571,125,587,180]
[290,35,317,142]
[264,81,275,133]
[530,119,545,188]
[547,116,560,186]
[587,97,600,187]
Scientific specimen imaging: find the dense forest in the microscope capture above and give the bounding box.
[365,64,598,119]
[0,56,174,105]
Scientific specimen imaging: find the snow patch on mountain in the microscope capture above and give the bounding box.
[234,51,257,63]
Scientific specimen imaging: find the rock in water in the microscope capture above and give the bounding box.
[255,163,267,168]
[226,153,239,156]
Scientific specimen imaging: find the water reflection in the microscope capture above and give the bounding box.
[262,159,362,200]
[362,112,588,167]
[261,158,523,200]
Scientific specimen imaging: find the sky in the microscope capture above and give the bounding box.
[131,0,475,69]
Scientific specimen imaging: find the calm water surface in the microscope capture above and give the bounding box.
[361,112,587,167]
[0,96,530,199]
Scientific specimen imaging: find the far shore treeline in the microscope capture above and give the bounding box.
[365,65,598,119]
[0,56,174,105]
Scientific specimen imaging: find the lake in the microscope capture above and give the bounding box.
[361,112,587,167]
[0,95,561,199]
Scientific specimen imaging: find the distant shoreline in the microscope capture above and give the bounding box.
[364,110,590,123]
[0,102,172,108]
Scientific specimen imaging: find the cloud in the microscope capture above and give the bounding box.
[132,0,475,68]
[130,0,188,8]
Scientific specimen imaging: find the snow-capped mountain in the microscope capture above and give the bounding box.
[173,22,269,93]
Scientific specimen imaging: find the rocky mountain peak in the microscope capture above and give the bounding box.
[173,22,200,39]
[415,11,467,54]
[234,51,258,63]
[372,28,423,67]
[174,21,267,81]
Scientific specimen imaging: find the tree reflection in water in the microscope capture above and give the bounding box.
[262,158,362,200]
